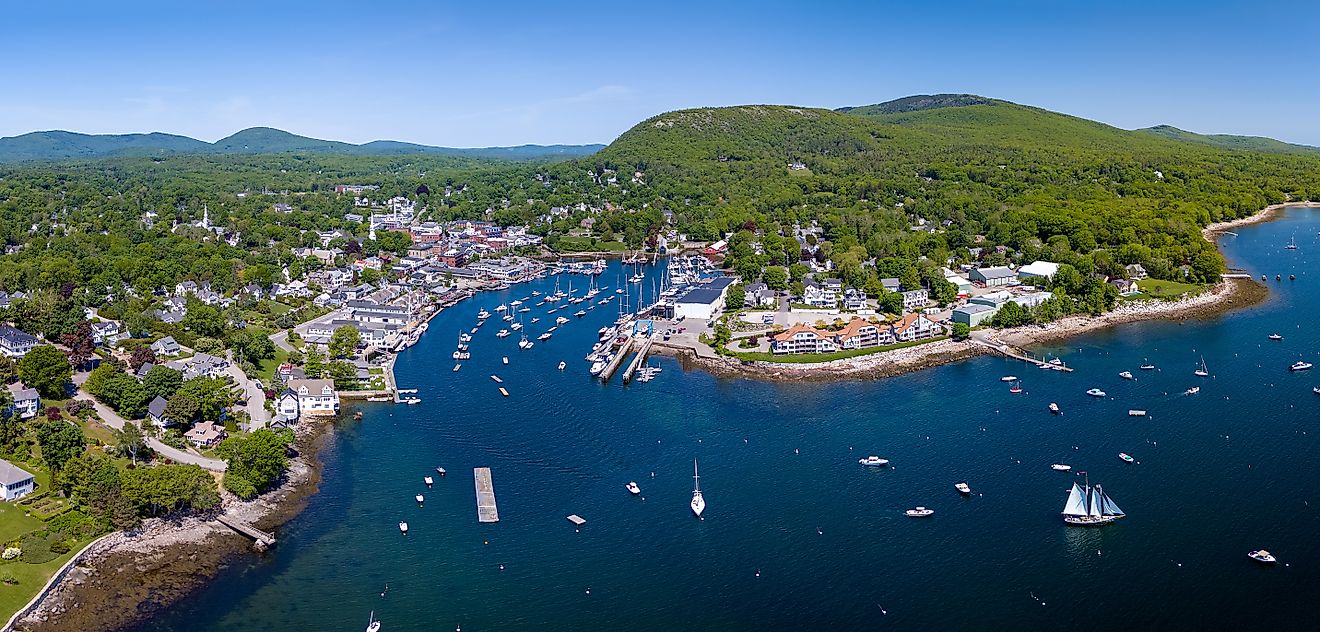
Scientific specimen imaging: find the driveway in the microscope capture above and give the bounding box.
[73,371,227,472]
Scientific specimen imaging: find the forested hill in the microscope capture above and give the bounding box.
[0,128,604,163]
[1135,124,1320,155]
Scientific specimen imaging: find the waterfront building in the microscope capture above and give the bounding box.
[892,312,943,342]
[1017,260,1060,282]
[771,324,840,355]
[952,303,997,327]
[673,277,737,320]
[285,379,340,417]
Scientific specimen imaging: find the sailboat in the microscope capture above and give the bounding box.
[1286,236,1298,250]
[1009,380,1023,394]
[691,459,706,518]
[366,611,381,632]
[1194,356,1209,377]
[1061,474,1125,526]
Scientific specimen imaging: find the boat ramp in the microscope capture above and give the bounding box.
[474,467,500,523]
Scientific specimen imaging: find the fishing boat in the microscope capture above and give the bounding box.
[1194,356,1209,377]
[424,476,433,487]
[558,361,567,370]
[1119,371,1134,380]
[1185,386,1200,395]
[1000,375,1018,382]
[1269,334,1283,340]
[1050,463,1072,472]
[1139,360,1155,370]
[416,494,424,504]
[1128,409,1147,417]
[626,481,641,495]
[691,460,706,518]
[1049,402,1061,414]
[1061,475,1125,526]
[1248,550,1278,564]
[366,611,381,632]
[518,334,533,350]
[1118,452,1135,463]
[398,522,409,534]
[954,482,971,495]
[858,456,889,467]
[1086,388,1106,398]
[1290,361,1313,371]
[510,322,523,331]
[905,507,935,518]
[1009,380,1023,394]
[435,467,446,476]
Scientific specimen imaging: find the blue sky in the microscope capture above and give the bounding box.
[4,1,1318,147]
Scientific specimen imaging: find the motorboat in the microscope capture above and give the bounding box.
[496,329,510,338]
[1086,388,1106,398]
[1139,360,1155,370]
[1185,386,1200,395]
[510,322,523,331]
[1118,452,1135,463]
[558,361,567,370]
[503,356,509,365]
[1050,463,1072,472]
[1009,381,1023,394]
[495,304,507,312]
[626,481,641,495]
[954,482,971,495]
[1061,474,1125,526]
[858,456,889,467]
[424,476,433,487]
[538,332,552,341]
[1248,550,1278,564]
[1128,409,1147,417]
[905,507,935,517]
[1290,361,1313,372]
[1269,334,1283,341]
[589,360,607,376]
[1313,386,1320,395]
[691,460,706,518]
[452,364,461,372]
[477,309,491,319]
[1049,402,1061,414]
[556,316,570,325]
[452,351,470,360]
[399,522,409,534]
[1000,376,1018,382]
[416,494,424,504]
[1119,371,1134,380]
[575,310,587,318]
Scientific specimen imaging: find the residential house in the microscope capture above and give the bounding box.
[901,289,929,311]
[842,288,868,311]
[174,280,199,297]
[771,324,839,355]
[349,301,409,325]
[184,422,227,447]
[146,396,173,427]
[835,319,881,350]
[90,321,122,346]
[892,313,942,342]
[0,460,35,500]
[969,266,1018,287]
[12,388,39,419]
[744,282,776,308]
[0,325,39,358]
[135,362,155,380]
[1109,278,1139,294]
[151,336,182,357]
[880,278,902,293]
[1124,264,1148,280]
[801,283,836,308]
[155,309,186,324]
[285,379,340,417]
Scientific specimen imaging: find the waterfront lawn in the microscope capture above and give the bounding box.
[0,538,95,623]
[725,336,948,363]
[1133,279,1204,300]
[0,504,44,544]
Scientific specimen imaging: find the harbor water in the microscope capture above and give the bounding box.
[138,210,1320,630]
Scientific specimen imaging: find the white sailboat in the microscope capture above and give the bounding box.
[691,459,705,518]
[1194,355,1209,377]
[1061,475,1125,526]
[366,611,381,632]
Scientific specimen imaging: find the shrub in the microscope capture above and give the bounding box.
[2,547,19,560]
[0,570,16,585]
[19,534,55,564]
[49,539,71,555]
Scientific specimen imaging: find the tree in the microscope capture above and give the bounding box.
[327,360,358,390]
[63,452,138,529]
[129,346,157,372]
[951,322,971,340]
[725,284,746,310]
[174,377,231,422]
[878,291,903,315]
[183,303,226,338]
[899,266,923,292]
[113,423,150,465]
[217,429,291,500]
[788,263,809,284]
[18,345,71,399]
[121,464,220,516]
[0,391,16,451]
[60,320,95,369]
[36,420,85,472]
[229,330,276,366]
[762,266,788,291]
[162,394,200,426]
[328,326,361,359]
[304,348,325,378]
[143,365,184,401]
[0,356,15,384]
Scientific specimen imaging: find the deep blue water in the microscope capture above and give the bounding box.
[138,210,1320,631]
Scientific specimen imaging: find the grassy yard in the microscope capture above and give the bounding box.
[80,417,118,447]
[725,336,948,363]
[255,348,291,385]
[1133,279,1205,300]
[0,537,96,622]
[0,505,43,544]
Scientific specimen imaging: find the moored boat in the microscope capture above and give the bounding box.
[1185,386,1201,395]
[626,481,641,495]
[691,460,705,518]
[1050,463,1072,472]
[1061,475,1125,526]
[1009,380,1023,394]
[1195,356,1209,377]
[1118,452,1135,463]
[905,507,935,517]
[416,494,424,504]
[1086,388,1106,397]
[1290,361,1313,372]
[1049,402,1061,414]
[1248,549,1277,564]
[858,456,889,467]
[1000,375,1018,382]
[1269,334,1283,341]
[954,482,971,495]
[399,522,409,534]
[424,476,433,487]
[1119,371,1134,380]
[366,611,381,632]
[1128,409,1147,417]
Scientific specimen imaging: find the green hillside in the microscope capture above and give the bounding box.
[1136,124,1320,154]
[0,130,210,162]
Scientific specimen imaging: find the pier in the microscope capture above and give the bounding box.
[974,340,1074,372]
[216,515,276,550]
[474,467,500,523]
[621,336,655,384]
[598,336,634,382]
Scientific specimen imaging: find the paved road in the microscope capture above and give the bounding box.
[73,372,227,471]
[224,353,269,428]
[270,330,293,353]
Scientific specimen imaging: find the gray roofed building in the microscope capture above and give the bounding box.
[0,325,39,358]
[146,396,171,427]
[0,459,35,500]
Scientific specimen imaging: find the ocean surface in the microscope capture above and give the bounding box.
[138,210,1320,631]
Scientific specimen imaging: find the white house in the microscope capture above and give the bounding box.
[0,326,39,358]
[12,388,39,419]
[892,312,942,342]
[771,324,840,355]
[0,460,35,500]
[151,336,181,357]
[184,422,227,447]
[285,379,340,417]
[91,321,123,346]
[146,396,174,428]
[901,289,929,311]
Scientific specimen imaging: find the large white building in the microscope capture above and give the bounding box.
[672,277,737,321]
[279,379,340,420]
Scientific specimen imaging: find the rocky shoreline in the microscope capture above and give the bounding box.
[14,419,336,632]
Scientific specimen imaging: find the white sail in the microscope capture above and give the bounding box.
[1097,485,1124,516]
[1087,486,1103,518]
[1062,483,1088,516]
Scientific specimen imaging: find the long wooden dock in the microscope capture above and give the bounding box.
[216,515,276,549]
[621,336,654,384]
[598,337,634,382]
[974,340,1074,372]
[474,467,499,523]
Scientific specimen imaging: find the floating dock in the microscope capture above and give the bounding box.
[474,467,499,522]
[975,340,1075,372]
[567,514,586,526]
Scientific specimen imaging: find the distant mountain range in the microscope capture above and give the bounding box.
[0,127,605,164]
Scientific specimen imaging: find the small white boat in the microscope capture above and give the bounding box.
[1313,386,1320,395]
[1119,371,1134,380]
[954,482,971,495]
[1290,361,1313,372]
[416,494,424,504]
[1050,463,1072,472]
[1194,356,1209,377]
[1185,386,1200,395]
[398,521,409,534]
[558,361,567,370]
[495,304,507,312]
[1118,452,1135,463]
[1086,388,1106,398]
[590,360,606,376]
[491,375,503,383]
[1000,375,1018,382]
[556,316,570,325]
[496,329,510,338]
[858,456,889,467]
[1139,361,1155,370]
[1128,409,1147,417]
[691,460,706,518]
[1049,402,1061,414]
[574,310,587,317]
[626,481,641,495]
[503,356,509,365]
[452,364,461,372]
[452,351,470,360]
[366,611,381,632]
[477,309,491,319]
[905,507,935,517]
[404,397,421,405]
[538,332,552,341]
[1269,334,1283,341]
[1248,549,1277,564]
[424,476,433,486]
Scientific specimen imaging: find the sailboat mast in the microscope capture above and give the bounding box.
[693,459,700,492]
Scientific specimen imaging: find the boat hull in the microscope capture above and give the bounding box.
[1063,515,1121,526]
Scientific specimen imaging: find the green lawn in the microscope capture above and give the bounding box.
[80,418,118,447]
[1134,279,1205,300]
[0,505,44,545]
[255,348,291,385]
[0,537,96,622]
[725,336,948,363]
